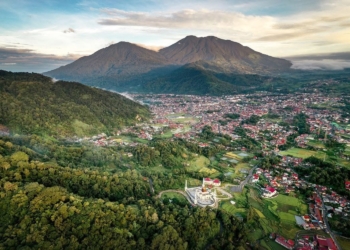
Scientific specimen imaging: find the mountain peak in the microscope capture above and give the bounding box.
[44,35,292,92]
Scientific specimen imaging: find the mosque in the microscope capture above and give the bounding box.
[185,179,217,207]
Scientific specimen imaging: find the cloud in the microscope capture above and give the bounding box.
[291,59,350,70]
[1,63,16,65]
[287,52,350,70]
[63,28,76,33]
[134,43,164,51]
[0,47,81,73]
[98,8,275,35]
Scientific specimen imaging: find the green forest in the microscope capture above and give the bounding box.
[0,137,247,249]
[0,71,150,137]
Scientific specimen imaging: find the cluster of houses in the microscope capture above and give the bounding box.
[202,177,221,187]
[294,234,337,250]
[253,167,300,196]
[270,234,295,250]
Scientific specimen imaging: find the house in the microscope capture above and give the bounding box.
[252,174,259,183]
[263,186,277,198]
[203,178,213,185]
[275,235,294,250]
[212,179,221,186]
[345,180,350,190]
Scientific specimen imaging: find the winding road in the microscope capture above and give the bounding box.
[317,190,342,250]
[227,165,257,193]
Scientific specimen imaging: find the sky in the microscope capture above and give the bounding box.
[1,0,350,72]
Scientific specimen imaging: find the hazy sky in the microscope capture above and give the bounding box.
[1,0,350,72]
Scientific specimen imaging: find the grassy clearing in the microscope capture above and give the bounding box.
[187,156,210,172]
[263,239,290,250]
[307,140,325,149]
[160,130,173,138]
[198,167,218,175]
[344,146,350,156]
[161,192,187,203]
[280,147,326,159]
[279,212,296,223]
[336,236,350,250]
[274,194,303,207]
[254,208,266,218]
[220,201,247,217]
[247,190,305,240]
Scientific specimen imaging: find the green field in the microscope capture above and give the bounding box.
[186,156,211,172]
[280,147,327,159]
[249,190,305,240]
[220,188,248,217]
[307,140,325,149]
[344,146,350,156]
[336,236,350,250]
[161,191,187,203]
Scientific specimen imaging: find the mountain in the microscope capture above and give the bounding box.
[142,62,285,95]
[158,36,292,73]
[45,42,170,88]
[0,70,150,137]
[44,36,292,94]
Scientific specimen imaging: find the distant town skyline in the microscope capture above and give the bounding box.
[1,0,350,72]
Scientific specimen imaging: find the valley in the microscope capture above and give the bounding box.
[2,79,350,249]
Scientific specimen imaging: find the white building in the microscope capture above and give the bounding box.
[262,186,277,198]
[185,180,217,207]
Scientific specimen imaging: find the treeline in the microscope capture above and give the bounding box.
[0,139,247,249]
[129,138,222,169]
[295,157,350,197]
[1,135,132,170]
[0,70,149,137]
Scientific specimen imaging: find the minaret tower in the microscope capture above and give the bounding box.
[185,180,188,191]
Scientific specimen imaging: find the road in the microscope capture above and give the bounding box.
[156,189,197,206]
[228,165,257,193]
[317,190,342,250]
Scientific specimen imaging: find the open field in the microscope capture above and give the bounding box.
[280,147,350,169]
[187,156,210,171]
[248,189,305,240]
[166,113,199,124]
[307,140,325,149]
[220,201,247,217]
[161,191,187,203]
[220,188,248,217]
[336,236,350,250]
[273,194,304,207]
[279,147,326,159]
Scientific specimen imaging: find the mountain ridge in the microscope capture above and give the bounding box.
[44,35,292,95]
[0,70,150,137]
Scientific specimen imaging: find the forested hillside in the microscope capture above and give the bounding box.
[0,70,150,137]
[0,137,247,249]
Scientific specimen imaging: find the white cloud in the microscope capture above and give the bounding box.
[291,59,350,70]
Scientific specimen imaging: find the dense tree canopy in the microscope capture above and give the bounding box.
[0,137,247,249]
[0,70,150,137]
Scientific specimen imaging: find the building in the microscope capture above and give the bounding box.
[185,180,216,207]
[203,178,221,187]
[252,174,259,183]
[345,180,350,190]
[262,186,277,198]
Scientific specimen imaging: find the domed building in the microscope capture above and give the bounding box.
[185,180,217,207]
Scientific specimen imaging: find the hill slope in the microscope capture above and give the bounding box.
[142,62,279,95]
[159,35,292,73]
[0,70,149,136]
[44,36,292,94]
[45,42,168,84]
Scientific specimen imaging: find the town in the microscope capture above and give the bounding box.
[62,89,350,250]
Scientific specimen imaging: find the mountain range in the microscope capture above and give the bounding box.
[45,35,293,95]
